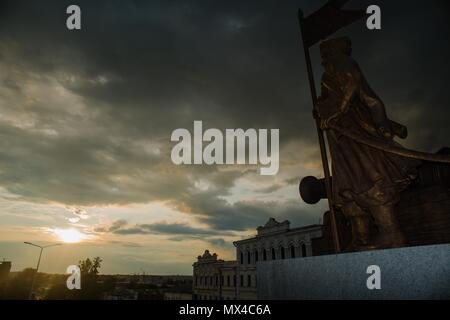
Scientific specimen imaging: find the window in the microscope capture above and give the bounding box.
[247,251,251,264]
[291,246,296,258]
[247,275,252,287]
[210,276,213,286]
[240,252,244,264]
[240,275,244,287]
[233,275,236,287]
[215,275,218,286]
[221,275,224,286]
[255,250,259,262]
[281,247,285,259]
[227,275,230,287]
[263,249,267,261]
[301,244,307,257]
[271,248,276,260]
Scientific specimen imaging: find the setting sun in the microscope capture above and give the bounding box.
[53,228,86,243]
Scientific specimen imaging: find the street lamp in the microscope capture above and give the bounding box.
[24,242,62,300]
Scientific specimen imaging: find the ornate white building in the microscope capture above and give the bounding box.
[193,218,326,300]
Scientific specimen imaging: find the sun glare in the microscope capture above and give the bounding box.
[53,228,86,243]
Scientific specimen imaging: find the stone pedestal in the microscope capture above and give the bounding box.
[257,244,450,299]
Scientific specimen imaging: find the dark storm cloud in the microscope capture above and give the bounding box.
[108,240,143,248]
[106,219,128,232]
[113,222,230,236]
[186,197,323,231]
[0,0,318,138]
[0,0,449,231]
[205,238,231,249]
[1,0,448,140]
[95,219,242,249]
[95,219,237,246]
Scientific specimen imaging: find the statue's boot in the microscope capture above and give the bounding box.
[370,205,406,248]
[341,201,374,251]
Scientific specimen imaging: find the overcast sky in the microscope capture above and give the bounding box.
[0,0,449,274]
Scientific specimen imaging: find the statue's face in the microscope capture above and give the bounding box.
[321,54,334,74]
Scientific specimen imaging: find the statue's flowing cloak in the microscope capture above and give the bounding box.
[318,56,419,209]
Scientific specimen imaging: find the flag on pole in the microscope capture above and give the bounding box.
[297,0,367,253]
[301,0,366,48]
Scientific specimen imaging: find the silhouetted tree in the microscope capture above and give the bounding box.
[76,257,103,299]
[79,257,102,276]
[45,257,104,300]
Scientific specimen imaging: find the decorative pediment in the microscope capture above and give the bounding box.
[264,218,280,227]
[257,218,290,236]
[197,250,218,262]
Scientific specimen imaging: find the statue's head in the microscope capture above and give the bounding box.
[320,37,352,73]
[320,37,352,57]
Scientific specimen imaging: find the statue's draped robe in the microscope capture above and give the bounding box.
[318,56,419,212]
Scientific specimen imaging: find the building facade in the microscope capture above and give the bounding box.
[193,218,325,300]
[192,250,238,300]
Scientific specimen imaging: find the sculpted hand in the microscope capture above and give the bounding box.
[320,118,329,130]
[320,113,340,130]
[378,126,393,140]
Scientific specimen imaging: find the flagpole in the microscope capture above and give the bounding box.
[298,9,340,253]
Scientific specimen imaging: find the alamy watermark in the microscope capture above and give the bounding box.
[171,121,279,175]
[66,5,81,30]
[65,4,381,31]
[66,265,81,290]
[366,265,381,290]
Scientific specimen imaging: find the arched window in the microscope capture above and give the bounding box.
[271,248,276,260]
[280,247,285,259]
[263,249,267,261]
[254,250,259,262]
[291,245,296,258]
[301,244,307,257]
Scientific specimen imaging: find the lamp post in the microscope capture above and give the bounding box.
[24,242,61,300]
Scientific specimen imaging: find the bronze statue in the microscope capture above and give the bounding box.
[316,37,420,250]
[298,3,450,253]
